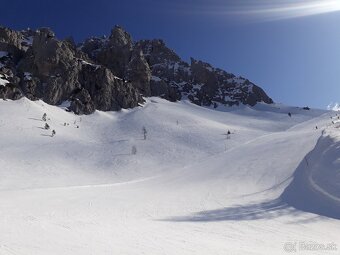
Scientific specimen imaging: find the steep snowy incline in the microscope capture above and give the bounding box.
[281,128,340,219]
[0,98,339,255]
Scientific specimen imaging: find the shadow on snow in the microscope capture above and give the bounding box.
[164,134,340,222]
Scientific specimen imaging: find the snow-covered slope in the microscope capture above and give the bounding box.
[0,98,339,254]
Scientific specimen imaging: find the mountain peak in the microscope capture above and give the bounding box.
[0,25,273,114]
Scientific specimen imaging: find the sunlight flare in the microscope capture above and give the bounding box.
[202,0,340,21]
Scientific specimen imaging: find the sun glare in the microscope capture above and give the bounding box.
[212,0,340,21]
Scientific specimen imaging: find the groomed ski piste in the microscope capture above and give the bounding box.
[0,97,339,254]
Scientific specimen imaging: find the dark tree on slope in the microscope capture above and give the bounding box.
[131,145,137,155]
[142,126,147,140]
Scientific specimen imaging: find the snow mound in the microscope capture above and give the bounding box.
[281,130,340,219]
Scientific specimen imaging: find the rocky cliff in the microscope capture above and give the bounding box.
[0,25,273,114]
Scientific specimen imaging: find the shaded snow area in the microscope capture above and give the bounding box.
[281,129,340,219]
[0,98,339,254]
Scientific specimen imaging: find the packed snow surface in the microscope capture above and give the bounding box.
[0,98,339,254]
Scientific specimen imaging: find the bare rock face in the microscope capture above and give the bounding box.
[80,26,273,109]
[69,88,95,115]
[136,40,273,107]
[79,63,143,111]
[0,26,28,100]
[189,58,273,107]
[0,25,273,114]
[0,73,22,100]
[83,25,133,78]
[16,27,82,105]
[12,26,142,114]
[0,84,22,100]
[126,49,151,97]
[0,26,27,57]
[134,39,185,101]
[81,27,153,99]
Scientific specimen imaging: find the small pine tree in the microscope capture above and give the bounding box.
[142,126,147,140]
[131,145,137,155]
[44,123,50,130]
[51,130,56,137]
[42,113,47,121]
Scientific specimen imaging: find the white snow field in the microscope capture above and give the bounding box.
[0,97,339,254]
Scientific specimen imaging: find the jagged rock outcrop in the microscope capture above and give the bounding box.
[135,40,273,107]
[0,25,143,114]
[188,58,273,107]
[126,49,151,97]
[82,25,133,78]
[78,63,142,111]
[24,27,82,104]
[134,39,184,101]
[68,88,95,115]
[0,25,273,114]
[0,73,22,100]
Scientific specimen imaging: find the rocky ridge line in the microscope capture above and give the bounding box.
[0,25,273,114]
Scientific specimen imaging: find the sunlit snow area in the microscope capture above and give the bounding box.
[0,97,339,254]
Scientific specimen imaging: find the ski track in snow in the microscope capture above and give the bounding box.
[0,97,339,255]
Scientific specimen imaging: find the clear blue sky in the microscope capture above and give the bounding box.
[1,0,340,108]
